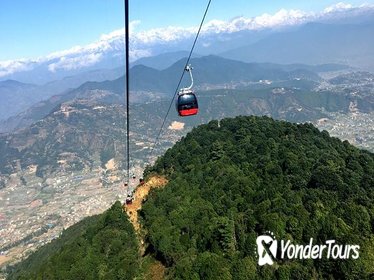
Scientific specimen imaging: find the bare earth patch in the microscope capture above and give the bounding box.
[124,176,168,233]
[0,255,10,267]
[168,121,185,130]
[105,158,117,170]
[124,175,168,279]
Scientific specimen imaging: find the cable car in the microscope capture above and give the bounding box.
[177,93,198,116]
[126,196,133,205]
[176,65,198,117]
[125,194,133,205]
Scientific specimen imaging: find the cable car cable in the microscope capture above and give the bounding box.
[124,0,130,183]
[149,0,212,159]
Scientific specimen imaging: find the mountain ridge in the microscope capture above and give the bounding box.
[0,67,124,122]
[1,6,373,84]
[0,55,333,133]
[221,21,374,70]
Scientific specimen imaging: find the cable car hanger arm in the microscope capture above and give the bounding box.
[184,64,194,91]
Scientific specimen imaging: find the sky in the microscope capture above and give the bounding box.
[0,0,373,61]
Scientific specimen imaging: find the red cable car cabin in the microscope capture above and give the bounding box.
[176,64,198,117]
[176,92,198,116]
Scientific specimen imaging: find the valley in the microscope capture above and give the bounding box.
[314,111,374,152]
[0,53,373,278]
[1,63,374,267]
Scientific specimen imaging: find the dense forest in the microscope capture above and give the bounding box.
[142,116,374,279]
[6,116,374,279]
[6,202,140,279]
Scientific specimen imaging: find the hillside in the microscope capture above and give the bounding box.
[6,202,140,279]
[0,80,38,120]
[141,116,374,279]
[4,116,374,279]
[0,85,362,181]
[0,55,327,133]
[131,51,201,70]
[0,68,124,122]
[0,99,184,181]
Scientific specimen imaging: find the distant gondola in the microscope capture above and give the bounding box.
[176,65,198,117]
[125,194,133,205]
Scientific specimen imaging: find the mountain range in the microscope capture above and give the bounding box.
[0,55,349,133]
[1,77,372,180]
[1,4,373,85]
[221,21,374,69]
[0,67,123,122]
[0,5,372,126]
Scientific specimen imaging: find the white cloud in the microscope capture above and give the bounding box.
[0,2,373,78]
[100,20,140,41]
[0,59,36,77]
[48,53,103,72]
[324,2,353,13]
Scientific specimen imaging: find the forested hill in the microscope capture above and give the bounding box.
[142,116,374,279]
[5,116,374,279]
[6,202,140,279]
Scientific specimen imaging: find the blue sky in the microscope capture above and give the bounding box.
[0,0,372,61]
